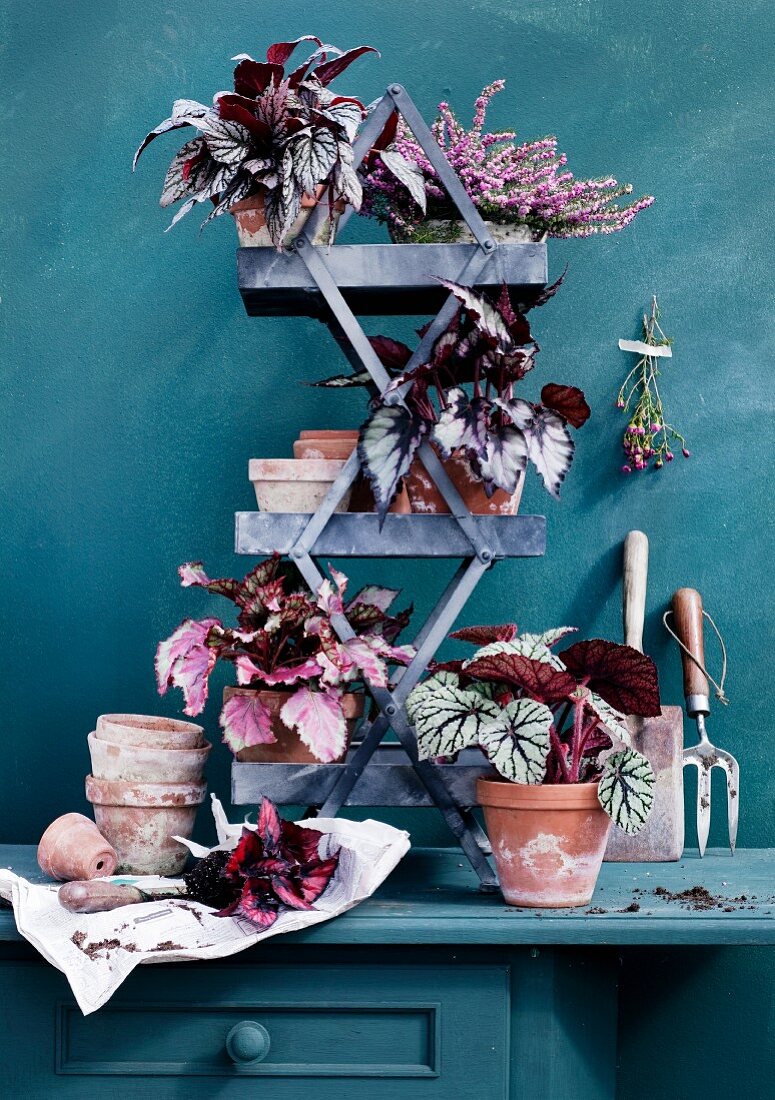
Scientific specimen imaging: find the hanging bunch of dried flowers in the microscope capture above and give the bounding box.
[617,297,690,473]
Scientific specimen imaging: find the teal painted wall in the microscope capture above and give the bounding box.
[1,1,772,1095]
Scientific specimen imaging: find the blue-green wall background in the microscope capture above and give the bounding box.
[1,1,772,1095]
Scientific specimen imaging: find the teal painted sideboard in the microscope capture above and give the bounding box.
[1,846,773,1098]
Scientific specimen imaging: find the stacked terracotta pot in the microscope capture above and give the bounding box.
[250,430,523,516]
[85,715,210,876]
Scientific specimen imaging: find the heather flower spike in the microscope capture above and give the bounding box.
[617,298,689,475]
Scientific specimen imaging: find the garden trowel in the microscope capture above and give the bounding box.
[605,531,684,861]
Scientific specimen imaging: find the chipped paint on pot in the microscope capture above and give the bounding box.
[85,776,207,876]
[230,186,343,247]
[226,686,365,764]
[37,812,118,881]
[248,458,353,513]
[405,449,524,515]
[477,778,612,907]
[88,731,211,784]
[95,714,204,750]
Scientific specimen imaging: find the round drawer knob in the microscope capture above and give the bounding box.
[225,1020,271,1066]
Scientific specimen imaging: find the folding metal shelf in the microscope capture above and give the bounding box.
[230,83,549,890]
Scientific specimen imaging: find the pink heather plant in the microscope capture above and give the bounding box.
[362,80,654,240]
[617,297,689,474]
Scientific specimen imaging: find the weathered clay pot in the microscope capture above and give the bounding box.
[85,776,207,876]
[230,186,342,247]
[405,449,524,515]
[249,458,353,513]
[37,813,118,881]
[88,732,211,784]
[96,714,204,750]
[477,778,612,908]
[292,430,411,514]
[226,686,365,764]
[390,220,547,245]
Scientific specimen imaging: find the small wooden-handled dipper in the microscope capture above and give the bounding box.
[671,588,739,857]
[57,850,232,913]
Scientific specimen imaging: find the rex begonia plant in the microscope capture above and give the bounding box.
[407,624,659,833]
[133,36,377,246]
[156,555,413,762]
[361,80,654,241]
[315,272,589,520]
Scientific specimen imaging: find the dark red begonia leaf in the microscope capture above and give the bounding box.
[449,623,518,645]
[280,819,324,866]
[257,796,282,853]
[216,94,272,144]
[236,878,280,928]
[369,335,413,371]
[233,60,283,98]
[527,267,567,311]
[559,639,661,717]
[224,826,264,881]
[464,652,578,703]
[298,856,340,903]
[428,659,465,674]
[312,45,378,87]
[265,35,323,66]
[271,874,316,910]
[540,384,591,429]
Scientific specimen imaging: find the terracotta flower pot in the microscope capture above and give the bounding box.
[249,458,353,513]
[88,732,211,784]
[477,778,612,908]
[85,776,207,876]
[230,186,343,247]
[96,714,204,750]
[405,449,524,515]
[291,430,411,514]
[37,813,118,881]
[225,686,365,764]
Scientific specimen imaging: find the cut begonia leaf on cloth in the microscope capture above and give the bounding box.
[463,651,577,703]
[409,673,500,760]
[479,699,553,783]
[598,749,655,833]
[559,639,661,717]
[219,692,276,754]
[450,623,518,646]
[359,404,428,522]
[280,687,348,763]
[526,406,575,497]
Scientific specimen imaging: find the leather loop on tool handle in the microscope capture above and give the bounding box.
[671,588,709,703]
[623,531,649,653]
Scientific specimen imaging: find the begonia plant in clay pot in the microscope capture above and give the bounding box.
[407,624,660,907]
[315,275,590,521]
[156,555,414,763]
[134,36,377,248]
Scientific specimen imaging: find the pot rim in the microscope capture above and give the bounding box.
[87,731,211,761]
[248,458,347,482]
[85,775,207,807]
[298,429,359,440]
[224,684,365,717]
[97,714,204,736]
[476,777,602,810]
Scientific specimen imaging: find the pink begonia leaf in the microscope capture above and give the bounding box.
[219,692,276,754]
[559,639,661,717]
[280,687,348,763]
[338,637,389,687]
[177,562,240,600]
[172,643,217,716]
[366,635,415,666]
[155,617,220,693]
[316,565,349,616]
[449,623,518,646]
[235,654,322,687]
[346,584,400,614]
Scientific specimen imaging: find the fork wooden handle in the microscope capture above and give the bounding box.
[623,531,649,652]
[671,588,710,708]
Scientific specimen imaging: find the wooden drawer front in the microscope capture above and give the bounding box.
[45,962,509,1098]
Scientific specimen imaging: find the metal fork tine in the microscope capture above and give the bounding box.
[696,765,712,858]
[717,751,740,854]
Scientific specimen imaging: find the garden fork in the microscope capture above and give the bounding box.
[668,588,739,856]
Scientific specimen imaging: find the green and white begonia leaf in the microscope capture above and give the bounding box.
[408,673,500,760]
[478,698,553,784]
[519,626,578,649]
[464,635,563,670]
[586,690,632,747]
[405,670,459,724]
[598,748,655,834]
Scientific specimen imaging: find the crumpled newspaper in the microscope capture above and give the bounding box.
[0,796,410,1015]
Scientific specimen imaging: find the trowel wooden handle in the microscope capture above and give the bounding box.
[671,588,710,708]
[58,880,146,913]
[623,531,649,652]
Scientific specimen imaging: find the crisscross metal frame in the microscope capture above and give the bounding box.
[257,86,531,888]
